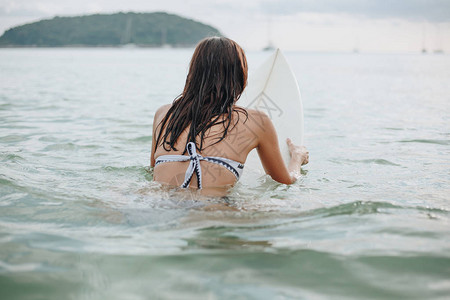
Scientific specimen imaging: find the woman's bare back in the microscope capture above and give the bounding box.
[151,104,272,188]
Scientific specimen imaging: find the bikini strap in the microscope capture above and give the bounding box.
[181,142,202,189]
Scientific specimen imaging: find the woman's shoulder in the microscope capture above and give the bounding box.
[155,104,172,116]
[153,104,172,123]
[234,106,271,129]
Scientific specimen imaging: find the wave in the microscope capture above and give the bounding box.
[355,159,401,166]
[331,158,401,166]
[297,200,450,219]
[0,153,25,163]
[42,143,101,151]
[87,165,148,175]
[0,135,30,143]
[310,200,399,217]
[124,135,152,143]
[398,139,449,145]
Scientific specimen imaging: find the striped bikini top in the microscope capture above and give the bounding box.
[154,142,245,189]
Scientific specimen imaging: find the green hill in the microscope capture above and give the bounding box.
[0,12,222,47]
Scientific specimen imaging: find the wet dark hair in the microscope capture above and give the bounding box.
[155,37,248,154]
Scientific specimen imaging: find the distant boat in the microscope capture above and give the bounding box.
[353,35,360,54]
[421,23,427,54]
[263,42,275,51]
[432,24,445,54]
[263,17,275,51]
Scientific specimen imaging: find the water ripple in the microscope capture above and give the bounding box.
[398,139,449,145]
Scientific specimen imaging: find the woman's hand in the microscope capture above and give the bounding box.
[287,138,309,166]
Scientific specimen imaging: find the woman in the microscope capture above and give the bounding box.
[151,37,308,191]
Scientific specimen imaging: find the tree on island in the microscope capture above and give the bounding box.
[0,12,222,47]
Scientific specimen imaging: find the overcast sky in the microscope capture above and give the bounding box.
[1,0,449,52]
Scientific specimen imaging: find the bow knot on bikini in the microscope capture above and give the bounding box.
[182,142,203,188]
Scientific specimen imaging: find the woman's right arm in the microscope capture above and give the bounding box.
[254,111,308,184]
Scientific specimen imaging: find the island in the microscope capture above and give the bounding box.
[0,12,223,47]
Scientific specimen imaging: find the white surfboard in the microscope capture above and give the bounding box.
[239,49,304,177]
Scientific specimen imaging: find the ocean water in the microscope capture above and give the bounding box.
[0,48,449,300]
